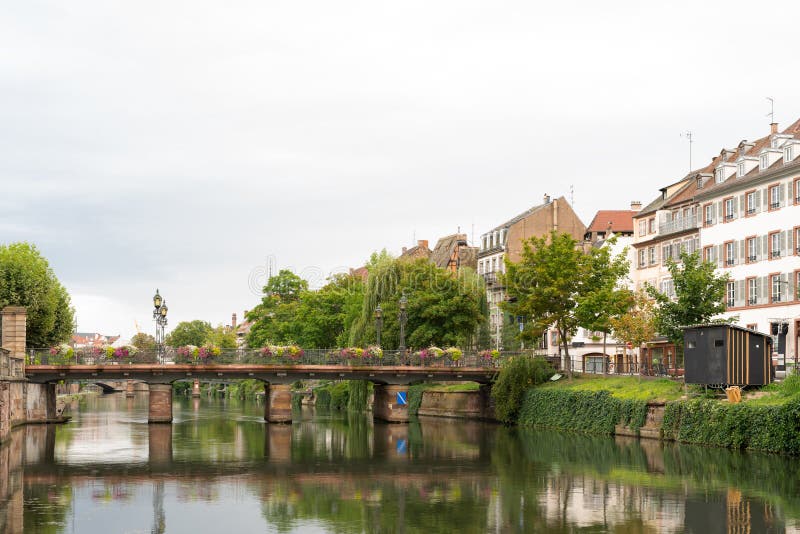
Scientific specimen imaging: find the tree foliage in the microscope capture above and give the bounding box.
[503,232,629,377]
[348,256,487,349]
[609,289,657,356]
[0,242,75,347]
[207,324,238,349]
[646,251,731,348]
[491,356,554,423]
[165,320,213,347]
[130,332,156,351]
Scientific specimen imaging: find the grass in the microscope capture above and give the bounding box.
[744,374,800,406]
[426,382,480,392]
[540,374,685,402]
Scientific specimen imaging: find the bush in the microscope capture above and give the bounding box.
[515,389,648,434]
[408,383,433,416]
[491,356,555,423]
[662,399,800,454]
[347,380,371,412]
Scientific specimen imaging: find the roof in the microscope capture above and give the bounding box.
[431,234,471,268]
[586,210,635,234]
[485,199,550,233]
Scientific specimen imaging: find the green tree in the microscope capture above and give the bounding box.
[293,274,364,348]
[207,325,238,349]
[130,332,156,351]
[503,232,626,379]
[348,256,487,349]
[574,239,632,373]
[646,250,732,362]
[165,320,213,347]
[0,242,75,347]
[246,270,309,347]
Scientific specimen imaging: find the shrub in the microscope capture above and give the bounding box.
[491,356,555,423]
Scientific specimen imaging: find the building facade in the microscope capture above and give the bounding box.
[477,194,586,349]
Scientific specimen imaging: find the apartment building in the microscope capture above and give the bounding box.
[477,194,585,349]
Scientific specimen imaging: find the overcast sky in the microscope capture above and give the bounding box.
[2,0,799,340]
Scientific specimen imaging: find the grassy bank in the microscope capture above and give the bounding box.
[540,374,685,401]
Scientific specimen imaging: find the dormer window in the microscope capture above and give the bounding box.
[760,153,769,170]
[715,168,724,183]
[697,176,703,189]
[786,145,794,163]
[737,162,745,177]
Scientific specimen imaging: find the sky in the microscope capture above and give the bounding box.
[2,0,800,340]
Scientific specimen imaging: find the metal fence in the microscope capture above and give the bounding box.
[25,348,529,369]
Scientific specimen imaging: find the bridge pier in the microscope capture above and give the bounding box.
[148,424,173,465]
[148,384,173,423]
[373,384,409,423]
[125,380,135,398]
[264,383,292,424]
[191,379,201,397]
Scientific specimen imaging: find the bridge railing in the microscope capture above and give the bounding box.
[25,348,535,369]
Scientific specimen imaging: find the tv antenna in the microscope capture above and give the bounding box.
[681,131,693,171]
[766,97,775,124]
[569,184,574,207]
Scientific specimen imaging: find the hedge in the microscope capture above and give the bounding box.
[662,399,800,454]
[516,389,649,435]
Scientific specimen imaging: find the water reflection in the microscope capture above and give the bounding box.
[0,394,798,532]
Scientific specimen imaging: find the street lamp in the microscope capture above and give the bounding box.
[374,304,383,348]
[398,293,408,351]
[153,289,168,362]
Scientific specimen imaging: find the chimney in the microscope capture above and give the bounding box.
[418,240,428,249]
[402,246,407,254]
[630,201,642,212]
[231,313,237,329]
[771,122,779,135]
[543,193,551,204]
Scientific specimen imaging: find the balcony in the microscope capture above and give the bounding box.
[658,217,699,236]
[482,272,499,286]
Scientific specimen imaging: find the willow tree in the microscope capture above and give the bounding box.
[348,254,486,349]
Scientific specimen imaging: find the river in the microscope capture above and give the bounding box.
[1,392,799,533]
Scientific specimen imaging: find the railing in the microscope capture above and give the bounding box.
[25,348,524,369]
[658,217,699,236]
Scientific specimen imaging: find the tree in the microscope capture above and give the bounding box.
[165,320,213,347]
[246,270,310,348]
[293,274,364,348]
[646,250,732,363]
[207,325,238,349]
[0,242,75,347]
[574,239,632,373]
[347,256,487,349]
[609,289,656,372]
[130,333,156,351]
[503,232,627,379]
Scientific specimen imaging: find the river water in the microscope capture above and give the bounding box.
[2,393,800,533]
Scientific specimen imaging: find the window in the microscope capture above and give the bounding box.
[638,220,647,236]
[725,241,736,266]
[703,203,713,226]
[760,153,769,170]
[638,249,646,268]
[745,190,757,215]
[746,323,758,331]
[770,231,782,258]
[747,277,758,305]
[715,168,724,183]
[746,237,758,263]
[714,339,724,347]
[662,244,672,264]
[772,274,783,303]
[703,245,713,263]
[737,162,745,177]
[795,178,800,205]
[786,145,793,163]
[726,281,736,307]
[769,184,781,210]
[724,197,735,221]
[648,218,655,234]
[796,227,800,255]
[648,246,657,265]
[661,278,674,298]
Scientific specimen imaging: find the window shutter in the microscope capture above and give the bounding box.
[781,274,789,301]
[738,194,745,216]
[761,235,768,258]
[779,183,786,206]
[754,190,762,213]
[763,188,770,209]
[789,229,795,255]
[711,203,717,223]
[735,280,746,307]
[760,276,769,305]
[781,231,787,257]
[738,240,745,263]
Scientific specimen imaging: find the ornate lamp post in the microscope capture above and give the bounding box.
[153,289,168,362]
[398,293,408,351]
[374,304,383,348]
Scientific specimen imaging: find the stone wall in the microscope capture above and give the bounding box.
[416,387,495,421]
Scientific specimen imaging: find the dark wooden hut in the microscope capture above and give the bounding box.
[683,324,773,386]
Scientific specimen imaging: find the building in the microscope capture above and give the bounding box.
[477,194,586,349]
[399,240,432,261]
[70,332,120,348]
[631,119,800,371]
[430,233,478,273]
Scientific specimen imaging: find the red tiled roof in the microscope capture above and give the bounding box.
[586,210,635,233]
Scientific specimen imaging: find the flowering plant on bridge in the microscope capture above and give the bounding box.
[48,344,74,363]
[479,349,501,361]
[260,345,304,362]
[112,345,138,362]
[340,347,363,359]
[364,346,383,359]
[445,347,463,361]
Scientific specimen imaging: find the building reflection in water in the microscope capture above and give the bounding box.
[0,398,797,533]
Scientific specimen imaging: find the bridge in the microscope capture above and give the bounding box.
[23,347,500,424]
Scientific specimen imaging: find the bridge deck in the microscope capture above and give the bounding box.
[24,363,496,385]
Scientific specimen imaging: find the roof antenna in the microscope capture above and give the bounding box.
[680,131,693,171]
[766,96,775,125]
[569,184,574,207]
